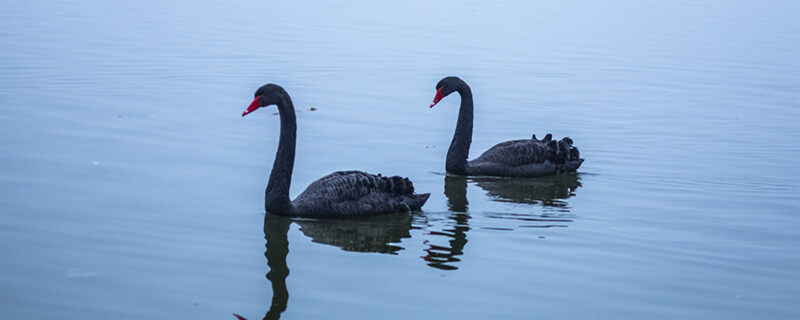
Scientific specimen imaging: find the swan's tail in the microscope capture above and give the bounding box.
[406,193,431,211]
[377,174,429,210]
[375,175,416,195]
[533,133,584,171]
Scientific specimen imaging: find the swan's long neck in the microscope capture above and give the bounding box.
[265,95,296,214]
[446,83,473,175]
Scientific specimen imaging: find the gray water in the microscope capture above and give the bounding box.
[1,1,798,319]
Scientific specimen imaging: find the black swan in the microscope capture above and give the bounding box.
[429,76,584,177]
[243,84,430,217]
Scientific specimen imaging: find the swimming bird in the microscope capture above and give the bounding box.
[429,76,584,177]
[243,84,430,217]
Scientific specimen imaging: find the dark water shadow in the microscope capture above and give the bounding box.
[473,172,582,211]
[421,176,471,271]
[253,212,415,319]
[250,174,583,318]
[261,215,292,320]
[422,173,582,271]
[476,173,582,227]
[294,212,414,254]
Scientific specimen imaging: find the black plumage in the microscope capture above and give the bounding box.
[292,171,427,217]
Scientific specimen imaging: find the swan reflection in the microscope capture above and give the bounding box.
[259,213,414,319]
[422,173,582,270]
[295,212,414,254]
[421,176,471,270]
[472,172,581,211]
[262,215,291,320]
[255,174,582,318]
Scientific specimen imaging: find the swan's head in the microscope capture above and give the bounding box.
[430,76,463,108]
[242,83,288,116]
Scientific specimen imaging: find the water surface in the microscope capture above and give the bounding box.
[1,0,798,319]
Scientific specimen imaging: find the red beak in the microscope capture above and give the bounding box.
[242,96,260,116]
[430,87,444,108]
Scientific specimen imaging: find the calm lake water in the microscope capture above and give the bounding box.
[2,1,798,319]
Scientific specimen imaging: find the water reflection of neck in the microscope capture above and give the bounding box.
[424,176,472,270]
[263,215,291,320]
[444,175,469,212]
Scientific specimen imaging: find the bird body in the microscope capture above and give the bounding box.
[292,170,429,218]
[467,136,582,177]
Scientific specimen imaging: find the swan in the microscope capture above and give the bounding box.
[429,76,584,177]
[243,84,430,217]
